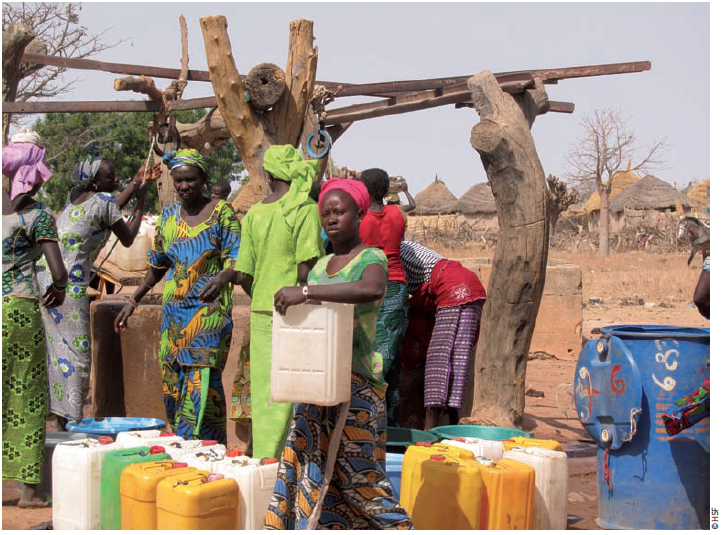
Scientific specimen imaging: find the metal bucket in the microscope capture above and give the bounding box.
[574,325,710,529]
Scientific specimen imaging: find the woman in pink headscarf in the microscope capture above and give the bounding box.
[2,130,68,506]
[266,179,412,530]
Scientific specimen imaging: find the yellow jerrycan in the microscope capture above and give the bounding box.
[156,470,240,530]
[119,460,197,529]
[400,442,475,516]
[405,454,484,530]
[501,436,563,451]
[479,458,535,530]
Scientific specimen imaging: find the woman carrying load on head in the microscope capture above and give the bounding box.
[398,240,486,430]
[234,144,325,459]
[2,130,68,506]
[359,168,409,427]
[265,178,413,530]
[36,144,161,430]
[114,149,241,443]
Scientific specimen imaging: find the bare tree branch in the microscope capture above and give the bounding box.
[564,108,668,256]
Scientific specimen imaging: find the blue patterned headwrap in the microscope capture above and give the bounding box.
[162,148,209,175]
[70,141,103,187]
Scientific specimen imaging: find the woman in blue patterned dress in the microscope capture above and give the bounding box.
[2,130,68,506]
[114,149,241,443]
[36,151,161,429]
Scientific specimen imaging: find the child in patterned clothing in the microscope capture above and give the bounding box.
[265,178,413,530]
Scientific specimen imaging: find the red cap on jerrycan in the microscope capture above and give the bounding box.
[452,437,467,442]
[261,457,277,465]
[149,445,166,454]
[430,455,446,462]
[416,442,432,447]
[98,436,114,445]
[171,462,189,469]
[201,440,218,446]
[226,449,244,457]
[160,431,175,437]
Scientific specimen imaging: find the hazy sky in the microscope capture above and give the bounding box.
[32,2,711,196]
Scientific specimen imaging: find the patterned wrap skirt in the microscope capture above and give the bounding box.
[264,374,413,530]
[374,281,409,427]
[2,296,48,484]
[424,301,484,409]
[161,362,227,444]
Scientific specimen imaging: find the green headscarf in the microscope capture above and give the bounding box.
[263,144,319,224]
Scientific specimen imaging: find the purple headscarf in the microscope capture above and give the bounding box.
[2,132,53,201]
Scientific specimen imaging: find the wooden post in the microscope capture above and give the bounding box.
[463,71,550,429]
[200,16,318,211]
[2,24,36,146]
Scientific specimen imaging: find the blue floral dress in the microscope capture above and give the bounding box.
[36,192,123,420]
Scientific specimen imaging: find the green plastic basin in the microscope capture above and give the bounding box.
[386,427,439,452]
[430,425,532,441]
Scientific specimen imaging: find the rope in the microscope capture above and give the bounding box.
[602,446,613,494]
[310,85,339,122]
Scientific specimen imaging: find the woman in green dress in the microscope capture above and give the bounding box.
[2,130,68,506]
[114,149,241,443]
[235,144,325,459]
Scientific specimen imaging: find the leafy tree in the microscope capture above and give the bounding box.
[546,174,578,236]
[565,108,666,256]
[33,109,244,213]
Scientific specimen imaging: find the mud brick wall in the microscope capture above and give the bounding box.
[453,258,583,360]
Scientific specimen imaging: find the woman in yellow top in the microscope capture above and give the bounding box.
[235,145,325,458]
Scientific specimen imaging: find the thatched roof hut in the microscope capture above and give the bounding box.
[687,179,710,208]
[456,182,496,215]
[414,179,458,215]
[583,169,640,213]
[609,175,692,212]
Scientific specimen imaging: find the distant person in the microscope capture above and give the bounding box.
[211,180,232,201]
[693,239,710,319]
[399,240,486,430]
[234,145,325,458]
[359,168,408,427]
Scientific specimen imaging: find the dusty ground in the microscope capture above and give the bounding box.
[2,251,709,530]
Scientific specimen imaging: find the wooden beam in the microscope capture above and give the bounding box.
[2,96,218,114]
[21,52,651,97]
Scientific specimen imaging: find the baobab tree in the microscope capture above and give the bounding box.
[565,108,666,256]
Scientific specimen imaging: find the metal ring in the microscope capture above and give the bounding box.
[307,130,332,159]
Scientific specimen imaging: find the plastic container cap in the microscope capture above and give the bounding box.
[261,457,277,465]
[452,437,466,442]
[226,449,244,457]
[149,445,166,454]
[430,455,446,461]
[206,473,225,482]
[171,462,189,469]
[98,436,114,445]
[201,440,218,446]
[416,442,433,447]
[160,431,175,437]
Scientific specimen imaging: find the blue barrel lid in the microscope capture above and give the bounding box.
[575,334,642,450]
[600,324,710,340]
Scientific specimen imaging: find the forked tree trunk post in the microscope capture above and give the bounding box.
[200,16,318,211]
[462,71,550,429]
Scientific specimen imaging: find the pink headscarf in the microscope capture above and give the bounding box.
[318,178,370,213]
[2,137,53,201]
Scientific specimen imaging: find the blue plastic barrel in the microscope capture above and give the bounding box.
[574,325,709,529]
[65,417,166,438]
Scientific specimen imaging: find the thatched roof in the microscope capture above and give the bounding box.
[609,175,692,212]
[414,179,458,215]
[687,179,710,208]
[456,182,496,214]
[583,169,640,213]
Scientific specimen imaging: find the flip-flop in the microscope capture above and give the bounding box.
[17,499,51,509]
